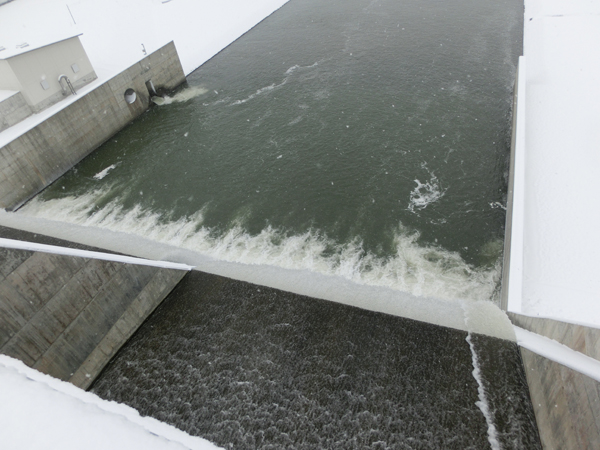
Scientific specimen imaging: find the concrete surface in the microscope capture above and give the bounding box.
[0,240,187,389]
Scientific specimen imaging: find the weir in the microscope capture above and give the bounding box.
[2,0,598,448]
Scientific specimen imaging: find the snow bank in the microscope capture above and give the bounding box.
[0,355,222,450]
[0,0,290,78]
[508,0,600,326]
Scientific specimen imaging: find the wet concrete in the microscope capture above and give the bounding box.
[91,271,541,449]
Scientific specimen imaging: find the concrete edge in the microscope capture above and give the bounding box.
[501,55,526,312]
[509,311,600,362]
[0,237,194,271]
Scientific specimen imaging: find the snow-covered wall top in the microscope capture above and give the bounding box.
[0,355,222,450]
[511,0,600,327]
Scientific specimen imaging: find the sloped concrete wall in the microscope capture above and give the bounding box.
[0,41,185,210]
[510,313,600,449]
[520,349,600,450]
[0,247,186,389]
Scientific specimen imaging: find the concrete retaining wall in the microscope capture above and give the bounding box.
[509,312,600,449]
[0,91,32,132]
[0,41,186,211]
[0,246,187,389]
[520,348,600,449]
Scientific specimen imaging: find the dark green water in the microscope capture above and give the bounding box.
[20,0,523,302]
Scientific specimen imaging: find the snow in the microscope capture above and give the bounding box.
[0,355,222,450]
[93,164,118,180]
[0,32,82,59]
[507,0,600,328]
[0,237,194,270]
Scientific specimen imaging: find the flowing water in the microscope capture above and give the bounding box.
[19,0,522,302]
[14,0,533,447]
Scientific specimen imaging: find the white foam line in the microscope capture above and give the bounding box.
[514,326,600,382]
[466,333,501,450]
[0,237,193,271]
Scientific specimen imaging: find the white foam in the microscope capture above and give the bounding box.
[16,193,501,303]
[0,206,515,340]
[466,333,502,450]
[229,61,322,106]
[93,164,117,180]
[407,164,447,212]
[230,84,277,105]
[155,86,209,105]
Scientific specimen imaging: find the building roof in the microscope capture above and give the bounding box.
[0,32,83,60]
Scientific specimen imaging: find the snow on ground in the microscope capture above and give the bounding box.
[508,0,600,328]
[0,355,222,450]
[0,0,289,77]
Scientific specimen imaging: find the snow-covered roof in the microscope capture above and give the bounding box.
[0,32,83,60]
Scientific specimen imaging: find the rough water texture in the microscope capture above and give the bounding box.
[18,0,522,306]
[91,272,541,449]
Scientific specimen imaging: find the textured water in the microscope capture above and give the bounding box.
[91,272,541,449]
[18,0,522,304]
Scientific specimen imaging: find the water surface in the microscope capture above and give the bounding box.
[20,0,522,303]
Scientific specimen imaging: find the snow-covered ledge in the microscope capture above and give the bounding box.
[0,355,221,450]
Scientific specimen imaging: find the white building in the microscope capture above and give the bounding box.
[0,34,96,131]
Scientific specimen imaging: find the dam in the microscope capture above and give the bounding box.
[1,0,599,448]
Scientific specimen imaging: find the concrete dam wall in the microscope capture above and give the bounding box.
[0,41,186,211]
[0,230,187,389]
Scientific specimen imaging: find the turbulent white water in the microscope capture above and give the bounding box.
[408,164,447,213]
[18,192,501,303]
[93,164,118,180]
[152,86,209,105]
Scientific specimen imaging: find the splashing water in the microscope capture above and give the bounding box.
[408,164,447,213]
[152,86,209,105]
[19,192,501,303]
